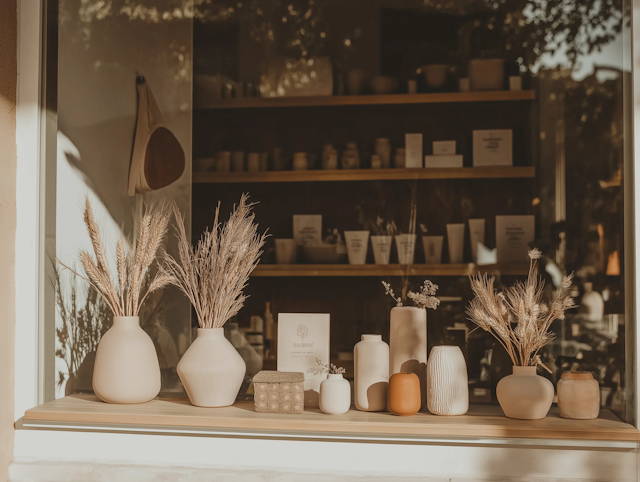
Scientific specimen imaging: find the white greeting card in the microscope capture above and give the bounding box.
[496,215,535,263]
[473,129,513,167]
[293,215,322,247]
[277,313,330,407]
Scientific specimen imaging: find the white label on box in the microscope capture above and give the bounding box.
[405,134,423,168]
[473,130,513,167]
[433,140,456,155]
[293,215,322,247]
[277,313,330,407]
[424,155,463,168]
[496,215,535,263]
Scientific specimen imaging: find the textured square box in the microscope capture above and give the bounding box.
[473,129,513,167]
[433,141,456,155]
[253,371,305,414]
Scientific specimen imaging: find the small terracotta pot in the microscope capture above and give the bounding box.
[557,372,600,420]
[388,372,421,416]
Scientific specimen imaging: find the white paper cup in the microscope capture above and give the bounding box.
[395,234,417,265]
[344,231,370,265]
[422,236,444,264]
[371,235,393,264]
[275,239,297,264]
[468,219,485,263]
[446,224,465,264]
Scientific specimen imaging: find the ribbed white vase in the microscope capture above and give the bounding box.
[426,346,469,416]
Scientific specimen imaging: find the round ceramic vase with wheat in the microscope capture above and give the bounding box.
[319,374,351,415]
[177,328,247,407]
[557,372,600,420]
[426,346,469,415]
[497,366,554,419]
[389,306,427,408]
[354,334,389,411]
[92,316,161,404]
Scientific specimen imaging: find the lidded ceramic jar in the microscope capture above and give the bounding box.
[557,372,600,420]
[388,372,421,416]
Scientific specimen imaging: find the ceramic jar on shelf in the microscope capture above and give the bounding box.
[427,346,469,416]
[557,372,600,420]
[496,366,554,419]
[388,372,421,416]
[319,373,351,415]
[354,334,389,411]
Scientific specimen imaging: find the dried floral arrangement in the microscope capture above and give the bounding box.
[382,280,440,310]
[466,248,576,370]
[372,216,398,236]
[307,358,346,376]
[162,194,268,329]
[56,198,174,317]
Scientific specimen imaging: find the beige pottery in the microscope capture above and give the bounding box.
[354,334,389,411]
[177,327,246,407]
[427,346,469,415]
[557,372,600,420]
[497,366,554,419]
[92,316,161,404]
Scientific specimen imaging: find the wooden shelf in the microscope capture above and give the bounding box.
[195,90,536,110]
[193,166,535,184]
[24,395,640,442]
[250,264,530,277]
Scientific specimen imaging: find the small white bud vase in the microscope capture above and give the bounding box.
[354,334,389,411]
[497,366,554,419]
[92,316,161,404]
[319,374,351,415]
[557,372,600,420]
[389,306,427,408]
[426,346,469,415]
[177,327,247,407]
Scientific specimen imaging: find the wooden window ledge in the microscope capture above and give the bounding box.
[22,395,640,443]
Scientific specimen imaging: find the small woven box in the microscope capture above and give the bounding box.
[253,371,305,414]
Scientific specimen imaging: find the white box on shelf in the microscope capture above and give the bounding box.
[473,129,513,167]
[424,155,463,168]
[433,140,456,155]
[405,134,423,168]
[495,215,535,263]
[277,313,330,407]
[293,215,322,246]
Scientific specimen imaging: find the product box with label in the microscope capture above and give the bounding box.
[293,215,322,247]
[473,129,513,167]
[405,134,423,168]
[495,215,535,263]
[433,140,456,156]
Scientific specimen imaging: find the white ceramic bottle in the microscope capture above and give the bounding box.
[319,373,351,415]
[497,366,554,419]
[177,327,247,407]
[427,346,469,415]
[354,334,389,411]
[92,316,161,404]
[389,306,427,408]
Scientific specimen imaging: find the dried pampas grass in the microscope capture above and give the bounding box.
[466,248,576,370]
[162,194,268,329]
[56,197,174,317]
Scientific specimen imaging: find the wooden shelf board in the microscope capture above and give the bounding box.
[24,395,640,442]
[250,264,530,277]
[195,90,536,110]
[193,166,535,184]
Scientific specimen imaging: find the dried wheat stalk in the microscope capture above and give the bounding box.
[162,194,268,329]
[466,248,576,369]
[56,197,174,317]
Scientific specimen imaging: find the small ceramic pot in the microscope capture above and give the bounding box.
[497,366,554,419]
[557,372,600,420]
[319,374,351,415]
[388,372,421,416]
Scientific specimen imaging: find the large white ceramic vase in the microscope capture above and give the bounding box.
[354,334,389,411]
[389,306,427,408]
[497,366,554,419]
[427,346,469,415]
[177,327,247,407]
[92,316,161,404]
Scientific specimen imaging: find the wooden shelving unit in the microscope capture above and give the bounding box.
[193,166,535,184]
[250,263,530,277]
[195,90,536,110]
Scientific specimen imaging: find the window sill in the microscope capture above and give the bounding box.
[21,394,640,445]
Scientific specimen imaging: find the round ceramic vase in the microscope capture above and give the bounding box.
[557,372,600,420]
[354,334,389,411]
[389,306,427,408]
[496,366,554,420]
[388,372,421,416]
[177,327,247,408]
[319,374,351,415]
[427,346,469,415]
[92,316,161,404]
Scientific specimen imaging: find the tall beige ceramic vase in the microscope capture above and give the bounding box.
[92,316,161,404]
[427,346,469,415]
[177,328,247,407]
[389,306,427,408]
[497,366,554,419]
[354,334,389,411]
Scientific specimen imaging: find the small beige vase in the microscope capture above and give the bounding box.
[557,372,600,419]
[177,327,247,407]
[92,316,161,404]
[497,366,554,419]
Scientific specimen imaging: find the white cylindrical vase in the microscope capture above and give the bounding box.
[427,346,469,415]
[92,316,161,404]
[371,235,393,264]
[354,334,389,411]
[389,306,427,408]
[319,373,351,415]
[177,327,247,407]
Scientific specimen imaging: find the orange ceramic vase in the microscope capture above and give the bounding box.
[388,372,421,416]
